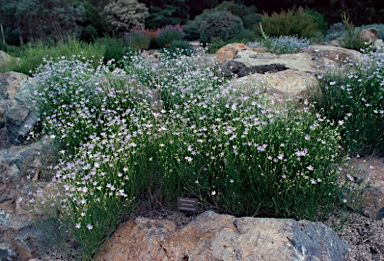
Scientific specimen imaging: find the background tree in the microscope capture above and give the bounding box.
[0,0,84,45]
[102,0,149,34]
[145,0,189,28]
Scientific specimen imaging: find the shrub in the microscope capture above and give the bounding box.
[200,11,243,42]
[165,40,194,56]
[183,2,261,41]
[100,37,127,64]
[260,7,323,40]
[231,29,257,42]
[305,9,328,36]
[124,25,151,50]
[156,24,184,48]
[313,50,384,156]
[207,37,227,54]
[213,1,261,29]
[341,14,372,51]
[324,22,345,42]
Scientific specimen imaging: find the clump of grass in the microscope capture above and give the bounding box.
[312,50,384,156]
[341,13,373,51]
[0,39,105,75]
[26,50,366,260]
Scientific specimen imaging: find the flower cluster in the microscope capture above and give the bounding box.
[27,49,352,259]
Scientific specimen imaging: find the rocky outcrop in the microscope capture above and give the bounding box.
[97,210,349,261]
[0,141,53,261]
[0,72,38,145]
[0,72,30,130]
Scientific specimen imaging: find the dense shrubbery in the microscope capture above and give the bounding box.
[260,7,324,40]
[182,1,261,41]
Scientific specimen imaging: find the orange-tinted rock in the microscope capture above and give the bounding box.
[97,211,349,261]
[214,43,252,62]
[359,28,378,44]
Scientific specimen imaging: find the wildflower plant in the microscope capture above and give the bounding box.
[313,50,384,156]
[248,24,313,55]
[26,49,358,260]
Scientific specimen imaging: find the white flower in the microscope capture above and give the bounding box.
[211,190,216,196]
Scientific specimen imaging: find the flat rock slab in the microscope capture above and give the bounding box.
[222,44,363,77]
[97,210,349,261]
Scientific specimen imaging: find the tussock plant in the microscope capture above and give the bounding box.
[25,50,363,260]
[313,50,384,156]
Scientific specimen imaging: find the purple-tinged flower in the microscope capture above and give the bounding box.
[87,223,93,230]
[307,165,314,171]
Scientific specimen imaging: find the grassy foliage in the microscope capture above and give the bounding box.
[313,50,384,156]
[340,14,372,51]
[260,7,323,40]
[0,39,105,75]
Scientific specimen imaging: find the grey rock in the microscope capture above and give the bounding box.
[0,141,55,261]
[376,207,384,220]
[223,44,363,78]
[5,91,38,145]
[0,72,30,129]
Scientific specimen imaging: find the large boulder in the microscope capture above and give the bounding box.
[0,72,30,130]
[96,210,349,261]
[214,43,253,62]
[0,51,18,67]
[359,28,378,45]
